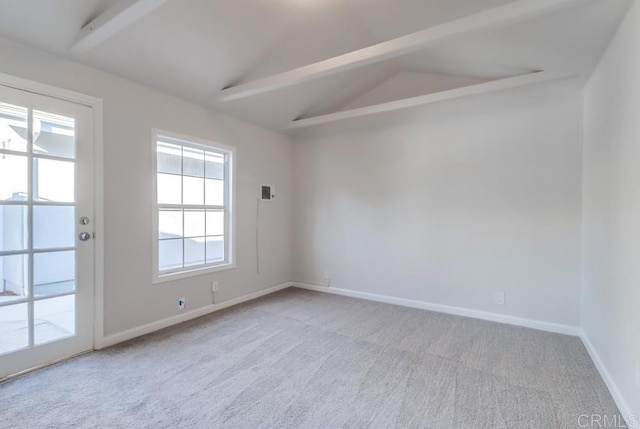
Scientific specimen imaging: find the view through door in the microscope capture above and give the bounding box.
[0,83,95,379]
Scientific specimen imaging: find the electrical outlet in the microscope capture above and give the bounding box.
[212,281,219,293]
[323,270,332,287]
[494,291,505,306]
[178,297,185,310]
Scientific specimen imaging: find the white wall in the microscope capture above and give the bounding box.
[582,0,640,419]
[0,36,293,337]
[292,80,584,327]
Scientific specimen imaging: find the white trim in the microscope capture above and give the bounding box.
[96,282,292,349]
[153,128,237,154]
[292,282,581,336]
[151,128,236,284]
[70,0,168,54]
[219,0,587,101]
[286,71,573,129]
[0,71,105,360]
[93,101,105,350]
[153,262,236,284]
[0,350,93,384]
[0,72,103,108]
[579,331,638,427]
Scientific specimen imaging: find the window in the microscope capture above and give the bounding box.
[152,130,234,282]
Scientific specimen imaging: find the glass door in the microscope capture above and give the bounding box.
[0,83,94,379]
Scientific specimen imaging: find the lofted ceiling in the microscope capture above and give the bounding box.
[0,0,633,131]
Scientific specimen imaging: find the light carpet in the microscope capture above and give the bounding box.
[0,288,623,428]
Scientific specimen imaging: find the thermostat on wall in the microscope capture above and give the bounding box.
[261,185,275,201]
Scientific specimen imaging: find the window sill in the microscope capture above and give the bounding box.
[153,262,235,284]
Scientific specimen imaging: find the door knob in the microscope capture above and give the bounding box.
[79,232,91,241]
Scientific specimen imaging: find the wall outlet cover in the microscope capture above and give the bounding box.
[212,281,220,293]
[178,298,186,309]
[494,292,505,306]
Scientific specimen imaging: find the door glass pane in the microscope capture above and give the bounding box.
[34,158,75,202]
[205,152,224,179]
[157,173,182,204]
[183,147,204,177]
[205,179,224,206]
[33,110,75,159]
[0,155,28,201]
[184,210,205,237]
[206,211,224,236]
[183,176,204,205]
[0,303,29,355]
[159,210,182,240]
[34,251,75,297]
[0,254,28,302]
[206,236,224,263]
[0,205,28,252]
[34,206,75,249]
[185,237,205,267]
[157,142,182,175]
[0,102,28,152]
[0,94,90,365]
[159,239,183,271]
[34,295,75,345]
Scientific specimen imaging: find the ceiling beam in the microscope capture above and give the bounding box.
[219,0,587,102]
[285,71,572,129]
[70,0,168,54]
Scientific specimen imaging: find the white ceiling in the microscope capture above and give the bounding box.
[0,0,633,130]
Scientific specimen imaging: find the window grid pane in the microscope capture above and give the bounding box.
[184,237,205,267]
[156,137,229,275]
[206,236,224,263]
[205,178,224,206]
[159,209,182,240]
[183,176,204,205]
[33,158,75,203]
[0,154,28,201]
[32,110,76,159]
[157,142,182,175]
[34,295,75,345]
[157,173,182,205]
[0,205,28,252]
[0,102,28,153]
[159,238,183,271]
[182,147,204,178]
[0,303,29,354]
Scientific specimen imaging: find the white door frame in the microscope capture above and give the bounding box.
[0,71,105,350]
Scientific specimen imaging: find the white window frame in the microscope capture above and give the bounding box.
[151,129,235,284]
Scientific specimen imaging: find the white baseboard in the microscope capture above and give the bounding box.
[579,331,637,427]
[292,282,580,337]
[96,282,292,349]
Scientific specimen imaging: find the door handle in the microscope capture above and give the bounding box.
[79,232,91,241]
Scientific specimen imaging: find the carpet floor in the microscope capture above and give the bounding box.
[0,288,622,428]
